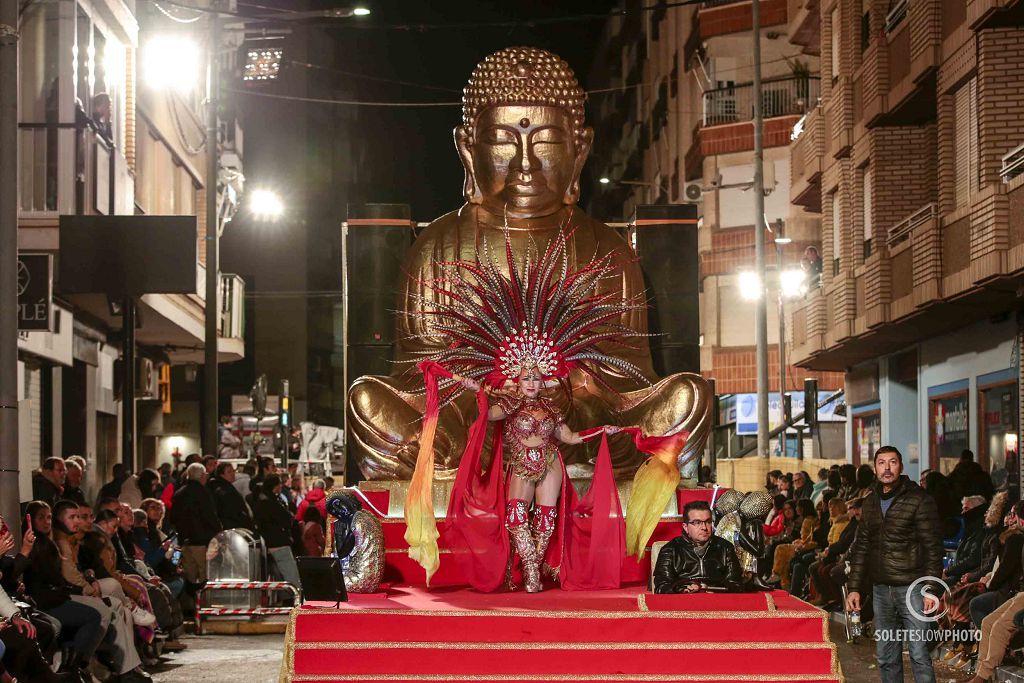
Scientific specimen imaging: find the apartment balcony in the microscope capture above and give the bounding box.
[789,286,825,365]
[18,121,134,240]
[796,201,1024,371]
[695,76,819,158]
[853,246,892,334]
[787,0,820,55]
[790,105,823,212]
[853,0,939,128]
[887,204,942,320]
[18,121,244,365]
[968,0,1024,29]
[703,76,820,127]
[697,0,788,39]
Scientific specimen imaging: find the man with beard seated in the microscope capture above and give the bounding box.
[654,501,744,594]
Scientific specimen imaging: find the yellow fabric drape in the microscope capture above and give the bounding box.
[624,430,689,559]
[403,361,449,585]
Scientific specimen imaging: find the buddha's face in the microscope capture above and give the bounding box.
[457,105,593,219]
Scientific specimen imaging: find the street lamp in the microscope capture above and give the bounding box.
[142,36,201,93]
[249,189,284,220]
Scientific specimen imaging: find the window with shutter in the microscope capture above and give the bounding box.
[862,166,873,258]
[954,77,979,208]
[832,190,842,274]
[831,7,841,83]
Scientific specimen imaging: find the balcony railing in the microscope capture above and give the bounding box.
[1001,143,1024,183]
[887,203,937,248]
[19,120,126,217]
[702,76,821,127]
[885,0,908,33]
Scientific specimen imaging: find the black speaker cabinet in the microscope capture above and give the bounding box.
[630,204,700,375]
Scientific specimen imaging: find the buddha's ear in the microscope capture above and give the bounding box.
[564,126,594,205]
[455,126,483,204]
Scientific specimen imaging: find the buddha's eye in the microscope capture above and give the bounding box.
[531,128,566,145]
[483,128,517,145]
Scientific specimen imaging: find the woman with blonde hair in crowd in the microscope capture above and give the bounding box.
[769,498,819,590]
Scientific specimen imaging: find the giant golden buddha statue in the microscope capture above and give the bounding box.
[348,47,711,482]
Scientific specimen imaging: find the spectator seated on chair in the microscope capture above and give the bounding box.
[653,501,744,594]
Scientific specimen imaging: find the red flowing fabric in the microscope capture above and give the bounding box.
[560,432,625,591]
[444,388,509,592]
[446,414,624,591]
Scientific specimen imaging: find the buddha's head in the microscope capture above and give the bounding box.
[457,47,593,219]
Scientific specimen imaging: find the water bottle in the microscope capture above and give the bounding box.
[849,609,862,638]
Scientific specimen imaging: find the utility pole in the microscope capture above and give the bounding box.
[752,0,771,460]
[777,240,788,459]
[203,4,220,457]
[0,0,21,537]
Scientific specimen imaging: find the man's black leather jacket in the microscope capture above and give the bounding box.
[653,535,744,593]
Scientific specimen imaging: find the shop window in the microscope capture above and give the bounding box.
[852,408,881,467]
[929,388,969,473]
[979,381,1019,495]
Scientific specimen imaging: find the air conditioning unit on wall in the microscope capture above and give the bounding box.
[683,181,703,203]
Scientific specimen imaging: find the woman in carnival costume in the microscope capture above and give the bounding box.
[404,220,689,593]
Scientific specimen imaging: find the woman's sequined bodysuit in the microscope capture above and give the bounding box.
[499,395,563,483]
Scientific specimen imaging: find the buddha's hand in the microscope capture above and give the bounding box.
[602,425,621,435]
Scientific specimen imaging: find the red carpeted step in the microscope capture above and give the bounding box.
[293,644,836,677]
[294,611,828,645]
[293,679,841,683]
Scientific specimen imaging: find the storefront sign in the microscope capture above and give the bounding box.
[730,391,843,435]
[17,254,52,331]
[931,391,970,464]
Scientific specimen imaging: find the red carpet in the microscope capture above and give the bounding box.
[281,586,840,682]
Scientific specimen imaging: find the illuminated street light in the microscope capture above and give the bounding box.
[244,47,283,81]
[250,189,284,220]
[599,177,611,184]
[780,268,806,299]
[143,36,201,93]
[353,7,371,15]
[739,270,762,301]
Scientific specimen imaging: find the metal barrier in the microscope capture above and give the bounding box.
[195,580,299,634]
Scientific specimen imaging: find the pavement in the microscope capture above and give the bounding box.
[831,620,974,683]
[149,632,284,682]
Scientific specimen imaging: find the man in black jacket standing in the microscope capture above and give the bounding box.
[207,462,255,531]
[653,501,743,593]
[170,463,223,584]
[846,446,943,683]
[252,474,301,588]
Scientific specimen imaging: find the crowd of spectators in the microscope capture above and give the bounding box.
[0,452,332,682]
[759,449,1016,682]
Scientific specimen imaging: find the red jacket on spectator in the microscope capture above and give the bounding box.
[295,487,327,523]
[764,512,786,537]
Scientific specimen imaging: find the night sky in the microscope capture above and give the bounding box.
[242,0,619,222]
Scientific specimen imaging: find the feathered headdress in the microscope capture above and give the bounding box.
[408,219,650,401]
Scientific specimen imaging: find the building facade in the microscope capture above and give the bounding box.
[587,0,843,469]
[788,0,1024,487]
[16,0,245,500]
